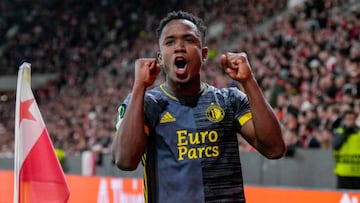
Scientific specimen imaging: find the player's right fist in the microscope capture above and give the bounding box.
[134,58,161,88]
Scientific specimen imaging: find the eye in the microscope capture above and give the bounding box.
[165,39,174,46]
[184,37,195,43]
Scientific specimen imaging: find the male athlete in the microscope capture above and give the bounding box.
[111,10,286,203]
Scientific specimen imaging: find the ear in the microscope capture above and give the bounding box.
[157,50,162,64]
[202,47,208,61]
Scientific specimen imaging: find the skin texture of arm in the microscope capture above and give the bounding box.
[111,59,161,170]
[221,52,286,159]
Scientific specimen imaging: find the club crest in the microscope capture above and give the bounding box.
[206,103,224,122]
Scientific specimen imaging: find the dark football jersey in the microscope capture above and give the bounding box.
[117,83,252,203]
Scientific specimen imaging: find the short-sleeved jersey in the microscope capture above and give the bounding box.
[117,83,252,203]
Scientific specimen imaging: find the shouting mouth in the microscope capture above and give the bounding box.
[174,57,187,75]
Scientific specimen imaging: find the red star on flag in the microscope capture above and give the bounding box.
[20,98,36,123]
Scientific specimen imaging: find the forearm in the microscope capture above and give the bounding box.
[221,52,285,158]
[242,77,286,158]
[111,85,148,170]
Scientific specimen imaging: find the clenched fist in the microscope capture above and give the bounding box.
[220,52,254,83]
[134,58,161,88]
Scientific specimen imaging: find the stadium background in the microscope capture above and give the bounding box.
[0,0,360,202]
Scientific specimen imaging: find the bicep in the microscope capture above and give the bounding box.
[238,119,256,147]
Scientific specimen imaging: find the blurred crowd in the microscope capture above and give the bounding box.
[0,0,359,157]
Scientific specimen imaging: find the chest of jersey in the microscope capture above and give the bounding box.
[142,85,246,202]
[154,95,236,162]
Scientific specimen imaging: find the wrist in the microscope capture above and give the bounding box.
[132,83,147,94]
[239,76,257,90]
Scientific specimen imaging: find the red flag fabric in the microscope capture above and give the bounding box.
[14,62,70,203]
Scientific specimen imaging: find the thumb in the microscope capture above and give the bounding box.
[220,54,227,67]
[150,62,161,75]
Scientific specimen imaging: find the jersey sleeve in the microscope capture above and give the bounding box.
[143,93,163,130]
[229,88,252,130]
[115,94,131,132]
[115,89,167,136]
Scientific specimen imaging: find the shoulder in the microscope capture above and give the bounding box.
[206,84,247,101]
[145,85,166,104]
[121,85,167,108]
[144,85,169,113]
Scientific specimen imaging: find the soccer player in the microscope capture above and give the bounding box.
[111,10,286,202]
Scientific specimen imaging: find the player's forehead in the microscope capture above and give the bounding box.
[160,19,201,40]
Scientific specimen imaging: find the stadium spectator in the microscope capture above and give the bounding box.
[332,109,360,189]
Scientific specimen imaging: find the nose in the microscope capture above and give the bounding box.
[174,40,185,52]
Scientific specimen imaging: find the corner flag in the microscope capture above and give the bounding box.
[14,62,70,203]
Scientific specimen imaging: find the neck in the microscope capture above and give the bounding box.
[166,80,203,97]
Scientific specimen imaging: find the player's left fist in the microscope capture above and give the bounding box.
[220,52,253,82]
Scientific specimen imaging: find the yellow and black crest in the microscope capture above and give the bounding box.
[205,103,225,122]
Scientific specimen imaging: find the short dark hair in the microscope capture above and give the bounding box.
[156,10,207,43]
[343,109,356,117]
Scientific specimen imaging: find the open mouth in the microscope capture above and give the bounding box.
[175,58,187,74]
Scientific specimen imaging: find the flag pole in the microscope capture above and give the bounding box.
[14,62,31,203]
[13,62,69,202]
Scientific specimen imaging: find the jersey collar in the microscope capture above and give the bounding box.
[159,83,208,100]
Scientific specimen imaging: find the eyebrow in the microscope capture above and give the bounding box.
[163,33,199,41]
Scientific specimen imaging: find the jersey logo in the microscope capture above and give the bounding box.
[115,104,126,130]
[160,112,176,123]
[206,103,225,122]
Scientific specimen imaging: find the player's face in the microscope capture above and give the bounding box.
[157,19,208,86]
